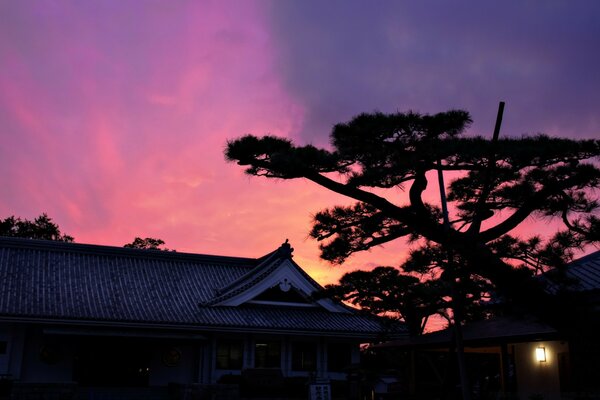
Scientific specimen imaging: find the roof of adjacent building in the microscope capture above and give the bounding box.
[543,249,600,295]
[0,237,402,338]
[376,315,559,349]
[377,251,600,349]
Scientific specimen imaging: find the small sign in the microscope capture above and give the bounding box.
[309,383,331,400]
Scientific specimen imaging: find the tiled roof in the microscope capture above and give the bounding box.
[205,241,325,306]
[0,237,401,337]
[561,250,600,291]
[544,250,600,294]
[376,315,559,349]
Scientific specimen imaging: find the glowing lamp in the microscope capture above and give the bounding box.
[535,346,546,362]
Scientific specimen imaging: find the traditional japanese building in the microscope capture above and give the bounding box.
[373,250,600,400]
[0,237,403,398]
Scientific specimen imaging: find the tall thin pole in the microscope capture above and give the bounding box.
[437,160,450,227]
[492,102,505,142]
[436,101,506,399]
[437,160,470,400]
[469,101,505,236]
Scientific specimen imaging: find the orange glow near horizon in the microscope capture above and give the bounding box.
[1,2,599,287]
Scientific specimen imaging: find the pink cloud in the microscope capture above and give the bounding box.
[1,1,597,288]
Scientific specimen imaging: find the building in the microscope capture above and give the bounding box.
[0,237,403,398]
[375,315,567,399]
[373,250,600,400]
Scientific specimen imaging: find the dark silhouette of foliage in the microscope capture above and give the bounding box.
[0,213,74,242]
[402,242,496,323]
[226,109,600,324]
[123,237,172,251]
[317,244,495,336]
[316,267,445,336]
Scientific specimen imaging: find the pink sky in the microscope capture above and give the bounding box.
[1,1,599,285]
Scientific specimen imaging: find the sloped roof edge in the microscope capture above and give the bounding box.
[0,237,401,335]
[206,240,326,306]
[375,315,558,349]
[0,236,257,266]
[543,249,600,294]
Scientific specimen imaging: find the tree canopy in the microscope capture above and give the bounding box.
[123,237,172,251]
[0,214,173,252]
[319,247,495,336]
[316,266,446,336]
[0,213,74,242]
[226,109,600,323]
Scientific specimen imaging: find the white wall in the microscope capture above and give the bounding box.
[513,340,569,400]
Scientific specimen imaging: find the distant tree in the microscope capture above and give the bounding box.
[123,237,172,251]
[225,109,600,321]
[316,267,446,336]
[318,257,494,337]
[0,213,74,242]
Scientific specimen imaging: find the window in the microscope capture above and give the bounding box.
[327,343,353,372]
[0,341,6,354]
[216,339,244,370]
[254,341,281,368]
[292,342,317,371]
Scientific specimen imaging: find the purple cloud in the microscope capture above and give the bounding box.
[267,1,600,142]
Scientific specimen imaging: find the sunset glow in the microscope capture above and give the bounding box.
[1,1,599,285]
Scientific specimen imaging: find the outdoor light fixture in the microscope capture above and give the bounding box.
[536,346,546,362]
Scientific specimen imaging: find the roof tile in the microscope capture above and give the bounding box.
[0,238,401,336]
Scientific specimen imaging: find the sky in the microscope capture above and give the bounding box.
[1,1,599,285]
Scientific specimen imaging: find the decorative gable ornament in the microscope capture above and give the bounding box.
[204,241,349,313]
[279,278,291,292]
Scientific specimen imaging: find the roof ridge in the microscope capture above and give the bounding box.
[203,240,325,306]
[203,257,288,306]
[0,236,257,265]
[569,249,600,266]
[215,254,277,296]
[0,238,400,336]
[215,243,290,295]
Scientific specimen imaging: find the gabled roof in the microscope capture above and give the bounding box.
[203,241,347,312]
[217,241,294,294]
[206,241,303,305]
[0,237,403,337]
